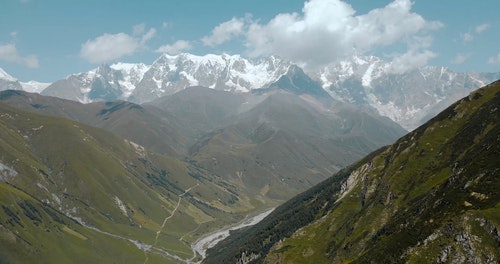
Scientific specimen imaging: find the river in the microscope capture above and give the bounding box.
[191,208,275,261]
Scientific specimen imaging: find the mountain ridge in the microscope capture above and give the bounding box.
[204,79,500,263]
[0,100,266,263]
[3,53,499,130]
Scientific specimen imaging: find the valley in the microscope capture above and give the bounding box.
[1,0,499,263]
[1,59,498,262]
[0,82,405,263]
[1,63,498,263]
[192,208,275,261]
[205,80,500,263]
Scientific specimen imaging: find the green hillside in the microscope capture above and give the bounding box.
[205,80,500,263]
[0,88,406,203]
[0,102,256,263]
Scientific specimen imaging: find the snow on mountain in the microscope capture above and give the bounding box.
[0,67,25,91]
[130,53,291,103]
[20,81,51,93]
[35,53,500,130]
[42,63,150,103]
[109,62,149,98]
[311,54,500,130]
[0,67,50,93]
[0,67,17,82]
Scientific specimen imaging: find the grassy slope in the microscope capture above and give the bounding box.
[0,90,185,156]
[0,88,406,204]
[265,80,500,263]
[0,102,254,263]
[204,80,500,263]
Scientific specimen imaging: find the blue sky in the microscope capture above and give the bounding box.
[1,0,499,82]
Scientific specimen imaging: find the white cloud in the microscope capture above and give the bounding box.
[80,33,139,64]
[162,22,170,29]
[80,25,156,64]
[156,40,192,54]
[386,49,437,74]
[460,32,474,42]
[0,43,39,68]
[207,0,442,70]
[202,17,246,47]
[141,28,156,45]
[452,53,470,64]
[475,23,489,34]
[488,53,500,64]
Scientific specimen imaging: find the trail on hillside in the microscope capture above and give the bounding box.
[144,182,199,264]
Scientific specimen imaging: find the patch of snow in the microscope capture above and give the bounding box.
[114,196,127,216]
[37,182,49,192]
[362,63,375,87]
[180,71,199,86]
[110,62,150,98]
[0,162,18,181]
[52,193,62,206]
[153,77,163,89]
[21,81,51,93]
[320,71,332,89]
[126,140,146,158]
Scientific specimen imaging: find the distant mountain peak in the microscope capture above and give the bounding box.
[4,52,495,130]
[0,67,17,82]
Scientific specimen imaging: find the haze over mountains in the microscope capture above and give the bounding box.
[0,60,409,262]
[205,79,500,264]
[1,53,499,263]
[0,85,406,200]
[1,53,499,130]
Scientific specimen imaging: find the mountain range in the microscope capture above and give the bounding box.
[0,87,406,201]
[205,80,500,263]
[0,83,407,262]
[1,53,499,130]
[0,67,50,93]
[1,52,498,263]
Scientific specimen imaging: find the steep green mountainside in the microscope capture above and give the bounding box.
[205,80,500,263]
[0,90,186,157]
[0,87,406,202]
[0,103,257,263]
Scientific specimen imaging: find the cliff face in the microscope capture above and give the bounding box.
[205,80,500,263]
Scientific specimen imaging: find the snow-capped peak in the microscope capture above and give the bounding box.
[132,53,292,100]
[0,67,17,82]
[20,81,51,93]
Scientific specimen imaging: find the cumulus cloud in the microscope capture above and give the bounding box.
[202,17,246,47]
[80,24,156,64]
[156,40,192,54]
[206,0,442,71]
[488,53,500,64]
[0,43,39,68]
